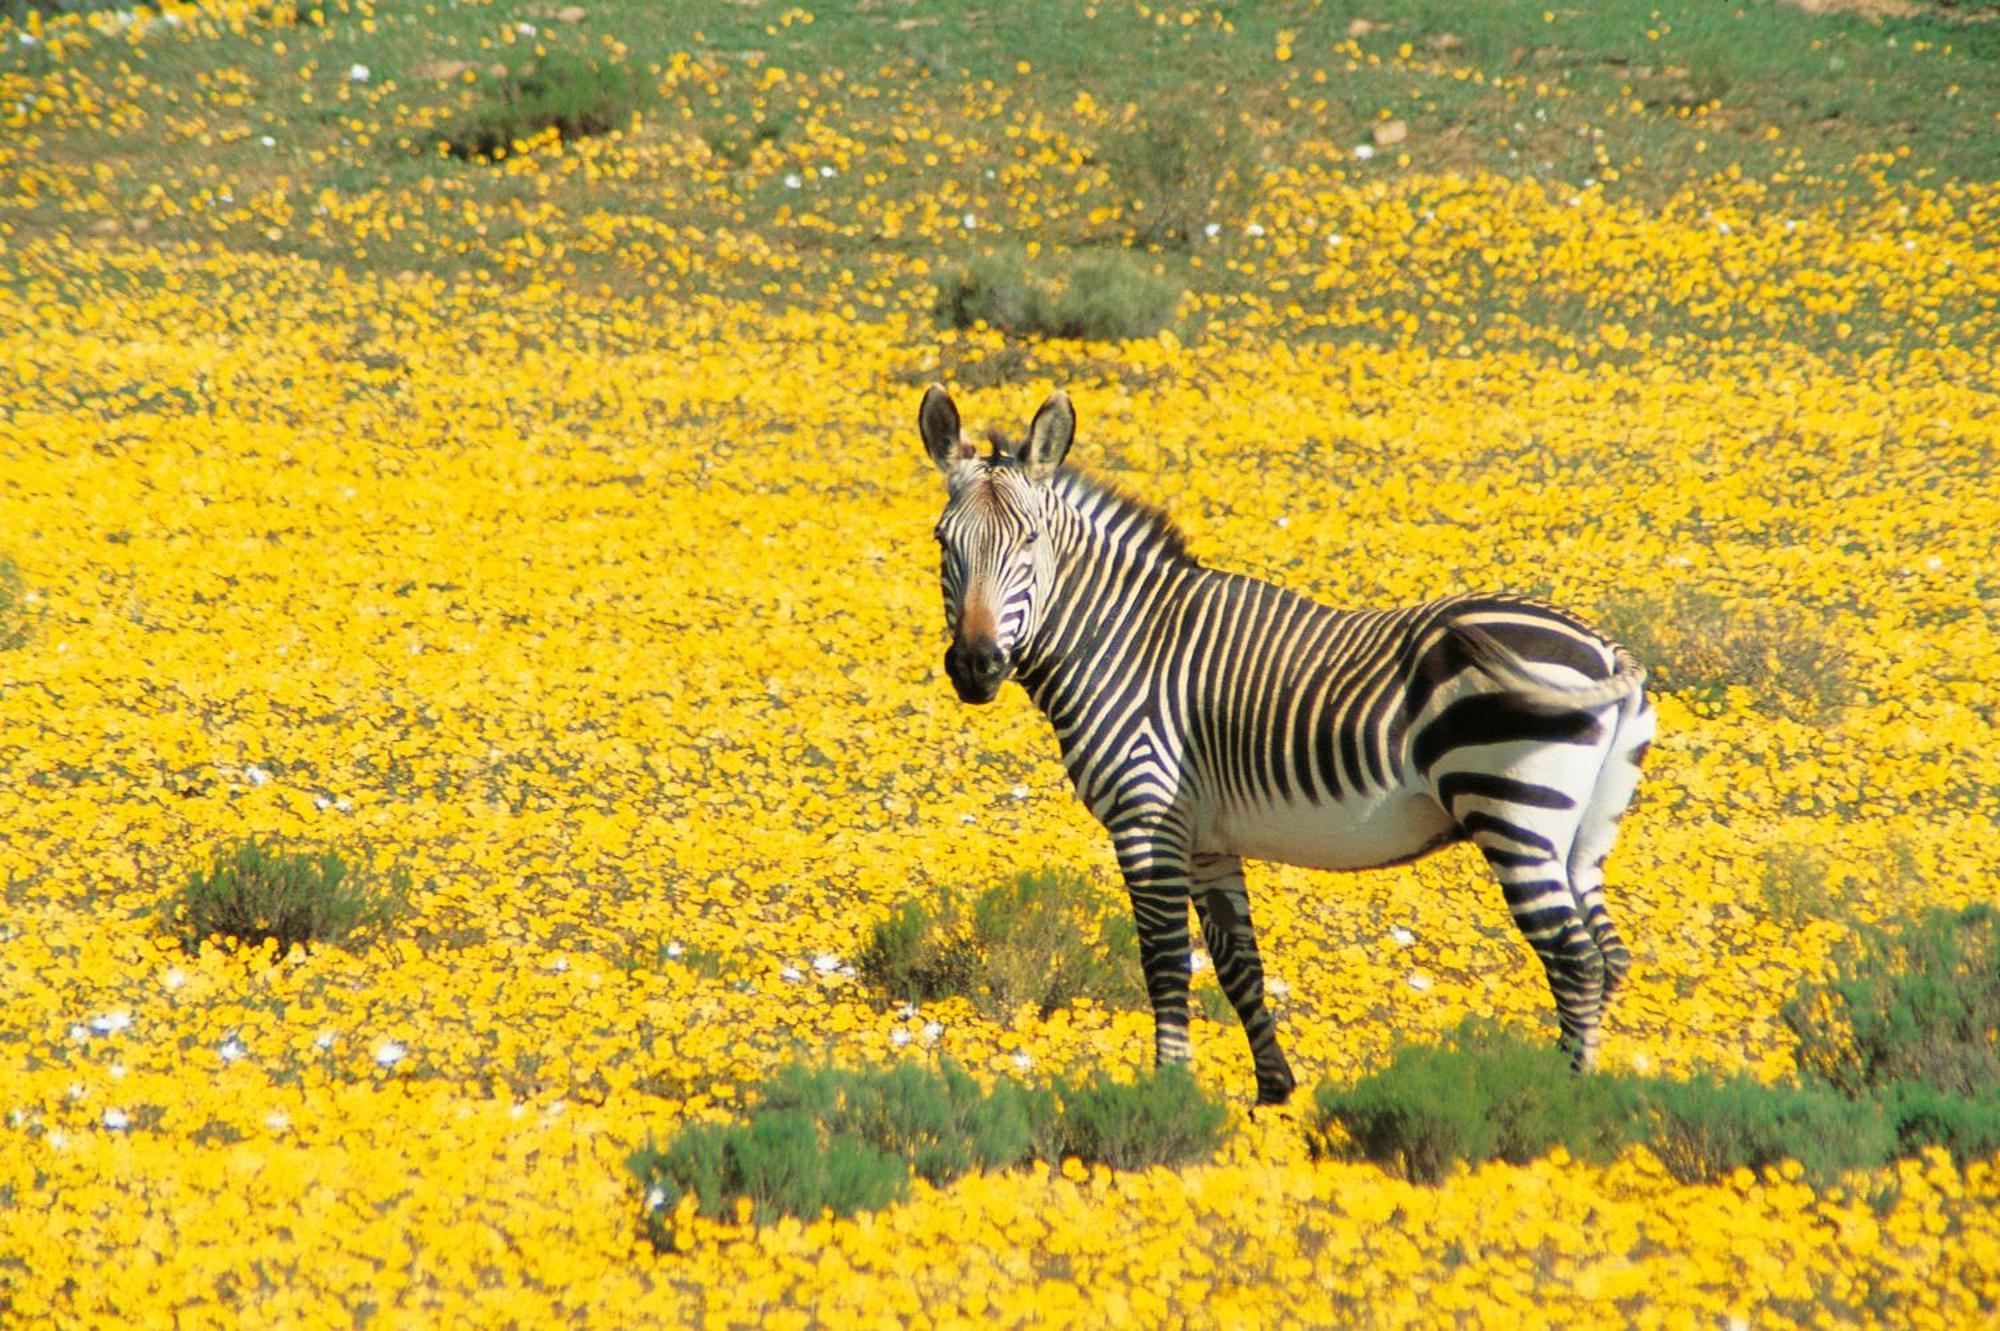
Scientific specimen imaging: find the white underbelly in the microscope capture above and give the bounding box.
[1210,791,1456,871]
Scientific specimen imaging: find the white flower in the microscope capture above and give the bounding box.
[889,1028,912,1048]
[1246,222,1266,238]
[47,1131,67,1149]
[109,1063,127,1081]
[1009,784,1031,800]
[1630,1053,1652,1074]
[1011,1052,1033,1071]
[1274,516,1289,529]
[102,1108,130,1131]
[163,968,185,992]
[68,1024,89,1044]
[665,942,684,960]
[959,813,977,825]
[516,22,536,35]
[921,1020,945,1045]
[817,165,835,178]
[1353,144,1375,161]
[260,135,276,147]
[1187,951,1210,973]
[1406,971,1433,992]
[783,173,803,189]
[89,1010,133,1036]
[1390,926,1416,946]
[779,965,804,982]
[373,1040,406,1067]
[315,1030,337,1051]
[811,953,840,974]
[218,1037,248,1065]
[347,63,370,84]
[265,1111,290,1130]
[1203,222,1222,239]
[1266,978,1290,998]
[645,1186,668,1212]
[961,213,977,230]
[244,764,273,787]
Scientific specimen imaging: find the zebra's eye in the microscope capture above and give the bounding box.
[1022,529,1038,546]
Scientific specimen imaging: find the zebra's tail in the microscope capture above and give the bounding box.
[1453,623,1648,711]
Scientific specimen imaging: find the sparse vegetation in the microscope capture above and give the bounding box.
[630,1059,1228,1249]
[437,50,646,161]
[1782,903,2000,1101]
[1313,1023,1643,1184]
[172,838,405,955]
[1593,587,1854,720]
[0,556,31,652]
[858,867,1145,1018]
[932,248,1183,341]
[1642,1075,1895,1186]
[1097,102,1259,249]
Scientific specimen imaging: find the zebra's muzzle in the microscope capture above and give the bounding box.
[944,639,1008,704]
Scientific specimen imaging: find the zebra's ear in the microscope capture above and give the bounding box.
[919,384,977,481]
[1023,390,1074,480]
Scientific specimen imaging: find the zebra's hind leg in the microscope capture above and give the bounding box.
[1191,852,1295,1106]
[1462,819,1607,1071]
[1566,694,1656,1012]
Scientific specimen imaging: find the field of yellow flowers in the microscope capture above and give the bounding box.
[3,0,1998,1325]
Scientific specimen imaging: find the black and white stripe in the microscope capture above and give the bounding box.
[920,387,1653,1104]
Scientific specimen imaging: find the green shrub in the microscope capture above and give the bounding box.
[858,867,1144,1018]
[1313,1023,1642,1184]
[173,838,404,955]
[1782,903,2000,1100]
[1886,1084,2000,1164]
[1641,1075,1895,1187]
[932,248,1182,341]
[0,556,32,652]
[761,1060,1040,1186]
[630,1109,908,1241]
[1097,103,1257,249]
[440,50,646,160]
[629,1057,1231,1248]
[1044,1064,1230,1170]
[1590,586,1853,720]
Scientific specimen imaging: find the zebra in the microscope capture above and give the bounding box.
[918,384,1654,1105]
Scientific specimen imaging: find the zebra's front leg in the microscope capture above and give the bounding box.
[1191,853,1296,1106]
[1112,828,1197,1070]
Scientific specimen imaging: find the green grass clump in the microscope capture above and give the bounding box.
[858,866,1144,1018]
[932,249,1182,342]
[1097,102,1258,249]
[0,556,32,652]
[1313,1023,1643,1184]
[760,1060,1040,1187]
[173,838,404,955]
[1591,587,1854,720]
[1783,903,2000,1101]
[1042,1064,1230,1171]
[439,50,646,160]
[1642,1075,1895,1187]
[629,1058,1230,1249]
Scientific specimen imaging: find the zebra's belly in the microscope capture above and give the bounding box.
[1210,790,1458,871]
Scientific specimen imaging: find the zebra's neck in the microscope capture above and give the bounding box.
[1014,470,1201,713]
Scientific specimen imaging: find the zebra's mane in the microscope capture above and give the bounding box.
[1049,467,1197,566]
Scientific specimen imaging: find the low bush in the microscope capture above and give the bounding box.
[1097,102,1258,249]
[172,838,404,955]
[1043,1063,1230,1171]
[1313,1023,1642,1184]
[439,50,646,160]
[858,866,1144,1018]
[0,555,32,652]
[1591,586,1853,720]
[1886,1084,2000,1163]
[932,248,1182,341]
[1642,1075,1895,1186]
[1782,903,2000,1100]
[630,1058,1229,1249]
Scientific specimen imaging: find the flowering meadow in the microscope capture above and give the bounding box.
[2,0,1998,1325]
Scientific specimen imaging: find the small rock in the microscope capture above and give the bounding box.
[1372,119,1408,148]
[555,5,586,21]
[1347,18,1379,38]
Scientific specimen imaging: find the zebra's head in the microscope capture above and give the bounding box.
[918,384,1074,705]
